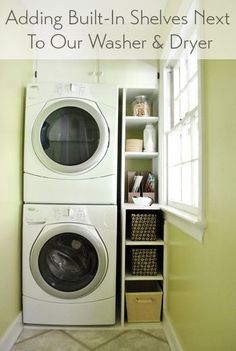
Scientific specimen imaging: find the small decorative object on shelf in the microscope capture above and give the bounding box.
[132,95,150,117]
[132,196,153,207]
[145,173,155,192]
[143,124,156,152]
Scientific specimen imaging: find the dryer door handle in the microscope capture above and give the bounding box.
[27,220,46,225]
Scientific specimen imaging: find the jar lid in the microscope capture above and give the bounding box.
[134,95,147,100]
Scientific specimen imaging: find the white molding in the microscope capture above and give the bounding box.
[163,312,183,351]
[0,313,23,351]
[162,206,205,242]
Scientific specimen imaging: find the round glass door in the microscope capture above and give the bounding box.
[32,99,109,174]
[30,224,108,299]
[41,107,100,166]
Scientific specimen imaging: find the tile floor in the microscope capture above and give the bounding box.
[10,327,171,351]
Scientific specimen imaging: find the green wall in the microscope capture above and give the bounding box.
[0,61,32,337]
[166,61,236,350]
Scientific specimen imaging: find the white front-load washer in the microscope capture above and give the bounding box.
[24,82,118,204]
[22,204,117,325]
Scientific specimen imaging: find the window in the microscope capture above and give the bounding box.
[159,3,205,241]
[163,49,202,220]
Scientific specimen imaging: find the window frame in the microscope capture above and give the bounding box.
[167,58,199,215]
[159,58,205,242]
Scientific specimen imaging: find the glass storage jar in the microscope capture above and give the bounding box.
[132,95,150,117]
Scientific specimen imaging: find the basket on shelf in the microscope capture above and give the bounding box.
[125,139,143,152]
[131,213,157,241]
[131,248,158,276]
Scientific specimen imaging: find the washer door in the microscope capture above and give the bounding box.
[32,99,109,174]
[30,224,108,299]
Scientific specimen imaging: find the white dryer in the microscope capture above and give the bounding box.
[24,82,118,204]
[22,204,117,325]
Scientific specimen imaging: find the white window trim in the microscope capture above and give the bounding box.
[158,0,205,241]
[159,58,205,243]
[160,205,205,243]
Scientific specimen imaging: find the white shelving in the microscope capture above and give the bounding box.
[126,239,164,246]
[120,87,164,326]
[125,152,159,159]
[121,88,159,204]
[125,272,163,281]
[126,116,159,129]
[123,203,161,210]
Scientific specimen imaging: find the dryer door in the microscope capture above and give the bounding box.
[30,224,108,299]
[32,99,109,174]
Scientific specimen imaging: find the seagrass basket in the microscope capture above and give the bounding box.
[131,248,158,276]
[131,213,157,241]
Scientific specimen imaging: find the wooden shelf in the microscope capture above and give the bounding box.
[126,116,159,129]
[125,152,158,159]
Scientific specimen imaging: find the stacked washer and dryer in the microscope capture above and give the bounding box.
[22,83,118,325]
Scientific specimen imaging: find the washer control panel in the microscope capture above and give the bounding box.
[25,206,90,224]
[53,207,89,223]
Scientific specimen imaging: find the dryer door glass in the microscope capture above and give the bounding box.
[32,99,109,174]
[40,107,100,166]
[38,233,99,292]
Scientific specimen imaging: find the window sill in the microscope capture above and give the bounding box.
[160,205,205,242]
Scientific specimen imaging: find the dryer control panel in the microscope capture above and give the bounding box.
[26,82,90,102]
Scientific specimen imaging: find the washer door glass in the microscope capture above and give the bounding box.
[39,233,98,292]
[32,99,109,174]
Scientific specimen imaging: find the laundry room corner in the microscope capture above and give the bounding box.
[0,61,33,340]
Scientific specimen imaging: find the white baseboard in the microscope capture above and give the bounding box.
[0,313,23,351]
[163,312,183,351]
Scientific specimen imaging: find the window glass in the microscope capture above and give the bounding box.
[174,98,180,126]
[165,52,200,214]
[173,66,180,99]
[192,116,199,159]
[189,75,198,111]
[181,119,191,162]
[168,130,181,166]
[180,88,188,119]
[168,165,181,202]
[180,57,187,90]
[182,162,192,205]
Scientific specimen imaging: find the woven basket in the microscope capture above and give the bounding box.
[132,248,158,276]
[131,213,157,241]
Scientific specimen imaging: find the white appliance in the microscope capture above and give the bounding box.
[24,82,118,204]
[22,204,117,325]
